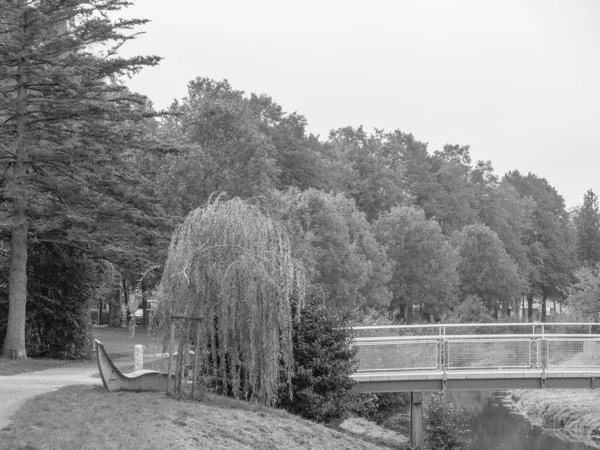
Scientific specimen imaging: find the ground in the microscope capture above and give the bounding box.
[0,385,408,450]
[0,326,410,450]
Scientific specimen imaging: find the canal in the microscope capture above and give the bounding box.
[447,391,600,450]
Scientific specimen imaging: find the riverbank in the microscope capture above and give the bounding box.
[511,390,600,440]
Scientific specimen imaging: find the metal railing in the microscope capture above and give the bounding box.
[352,323,600,374]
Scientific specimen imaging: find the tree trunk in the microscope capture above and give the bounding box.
[527,292,534,322]
[406,303,414,324]
[109,287,121,327]
[398,304,406,323]
[541,289,547,323]
[141,283,148,327]
[122,277,130,325]
[2,48,29,360]
[2,216,28,359]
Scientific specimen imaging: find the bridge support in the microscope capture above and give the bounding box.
[410,391,424,448]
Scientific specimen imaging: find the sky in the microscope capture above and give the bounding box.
[117,0,600,209]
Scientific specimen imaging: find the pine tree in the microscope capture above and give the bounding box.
[0,0,164,359]
[575,189,600,267]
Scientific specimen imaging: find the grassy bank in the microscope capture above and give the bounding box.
[0,385,409,450]
[511,390,600,439]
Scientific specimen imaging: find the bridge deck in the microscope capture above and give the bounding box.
[351,323,600,392]
[352,370,600,391]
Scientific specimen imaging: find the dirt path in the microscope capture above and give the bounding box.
[0,362,101,429]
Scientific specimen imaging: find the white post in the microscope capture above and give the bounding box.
[134,344,143,371]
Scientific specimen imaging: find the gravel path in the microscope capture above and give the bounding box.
[0,362,102,429]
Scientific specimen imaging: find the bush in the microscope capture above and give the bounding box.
[0,243,94,359]
[424,393,471,450]
[278,289,358,425]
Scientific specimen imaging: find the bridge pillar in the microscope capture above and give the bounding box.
[410,391,424,448]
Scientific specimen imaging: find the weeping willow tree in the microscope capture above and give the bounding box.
[157,197,306,405]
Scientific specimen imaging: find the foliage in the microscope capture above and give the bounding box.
[574,189,600,267]
[504,171,577,320]
[261,188,392,312]
[453,224,524,315]
[472,163,534,281]
[323,126,407,222]
[157,78,281,215]
[566,266,600,320]
[0,0,169,359]
[278,289,358,425]
[157,197,306,406]
[0,243,94,359]
[374,206,459,321]
[443,295,495,324]
[424,393,472,450]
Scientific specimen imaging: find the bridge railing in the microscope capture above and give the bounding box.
[351,323,600,374]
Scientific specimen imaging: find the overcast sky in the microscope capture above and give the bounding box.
[117,0,600,209]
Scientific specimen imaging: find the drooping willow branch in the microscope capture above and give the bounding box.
[156,197,306,405]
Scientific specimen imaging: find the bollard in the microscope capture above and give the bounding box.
[134,344,143,371]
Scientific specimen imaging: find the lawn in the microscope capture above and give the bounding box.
[0,385,408,450]
[0,326,167,376]
[91,325,166,359]
[0,358,77,376]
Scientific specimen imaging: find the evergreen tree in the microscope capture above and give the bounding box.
[574,189,600,267]
[0,0,164,359]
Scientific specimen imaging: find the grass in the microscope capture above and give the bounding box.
[511,390,600,441]
[0,385,406,450]
[0,358,76,376]
[91,325,165,359]
[0,326,166,376]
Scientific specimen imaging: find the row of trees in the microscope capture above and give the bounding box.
[152,77,593,324]
[2,0,599,360]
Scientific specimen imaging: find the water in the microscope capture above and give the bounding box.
[447,391,600,450]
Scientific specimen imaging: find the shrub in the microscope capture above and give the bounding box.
[278,289,358,425]
[0,243,94,359]
[424,393,471,450]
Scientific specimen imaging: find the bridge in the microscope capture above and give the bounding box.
[351,322,600,392]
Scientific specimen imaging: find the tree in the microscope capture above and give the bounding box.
[157,198,306,406]
[261,188,393,313]
[567,266,600,320]
[156,78,280,216]
[278,289,358,425]
[504,171,577,321]
[374,206,459,322]
[453,224,524,317]
[574,189,600,267]
[472,162,534,285]
[0,0,165,359]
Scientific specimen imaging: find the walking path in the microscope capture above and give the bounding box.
[0,362,101,429]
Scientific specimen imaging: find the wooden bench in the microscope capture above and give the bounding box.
[95,339,171,392]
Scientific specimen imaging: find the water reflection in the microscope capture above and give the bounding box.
[447,391,599,450]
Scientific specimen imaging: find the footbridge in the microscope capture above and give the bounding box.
[351,322,600,392]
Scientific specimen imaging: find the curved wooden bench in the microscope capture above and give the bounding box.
[95,339,172,392]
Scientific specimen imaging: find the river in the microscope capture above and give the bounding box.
[447,391,600,450]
